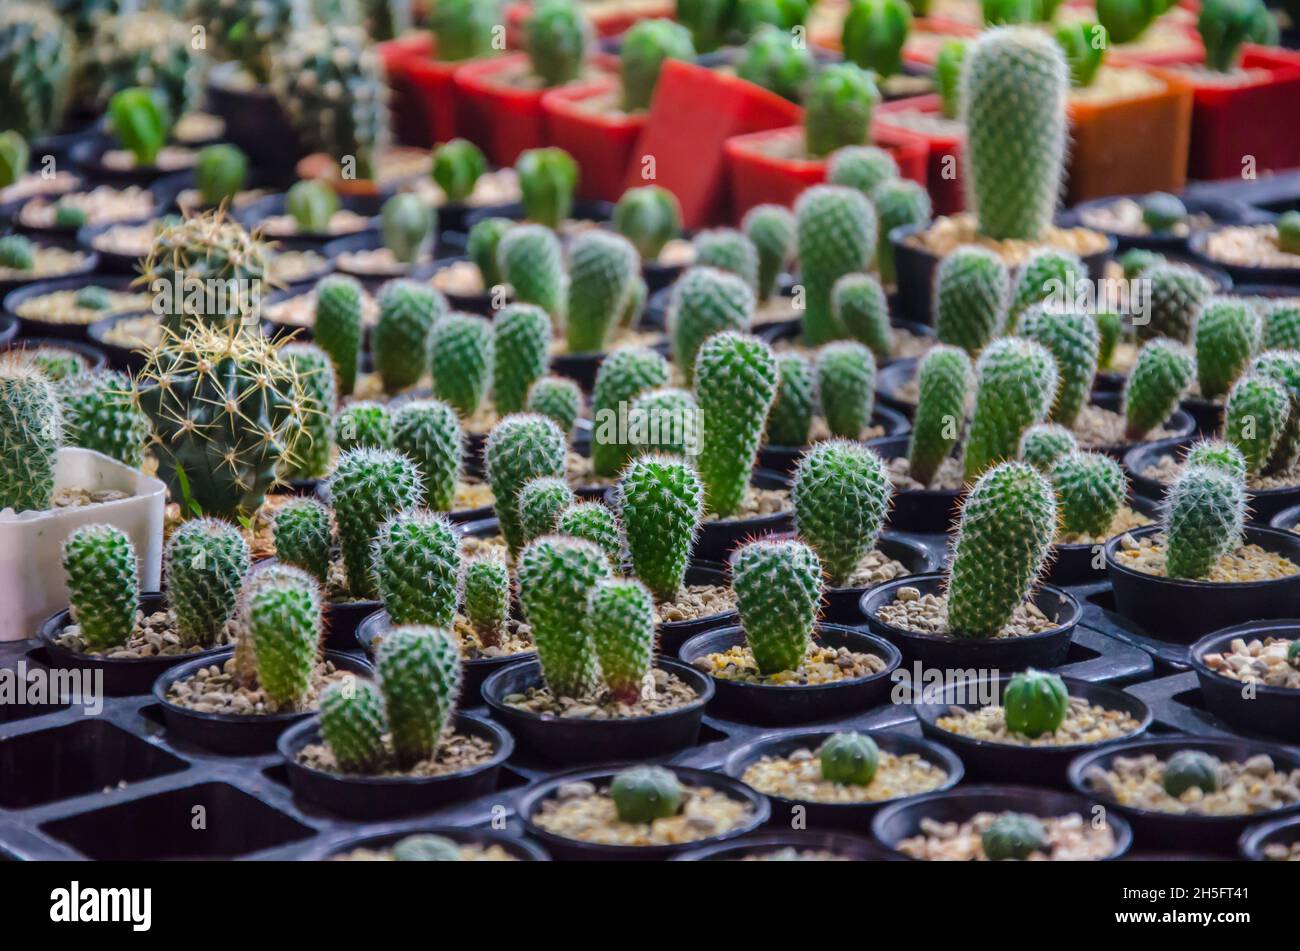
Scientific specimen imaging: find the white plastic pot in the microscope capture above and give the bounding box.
[0,448,165,641]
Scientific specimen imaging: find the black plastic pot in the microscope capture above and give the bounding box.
[1105,523,1300,642]
[153,648,375,755]
[1270,503,1300,533]
[791,532,943,625]
[672,830,891,860]
[37,592,229,697]
[864,433,964,534]
[0,314,16,348]
[1238,813,1300,861]
[257,552,382,651]
[2,272,139,341]
[86,311,154,374]
[518,763,770,861]
[677,623,901,726]
[758,406,911,475]
[690,468,793,563]
[758,315,936,367]
[1189,620,1300,743]
[1231,282,1300,302]
[871,784,1134,860]
[1,336,108,374]
[69,136,190,190]
[1068,737,1300,853]
[860,573,1081,674]
[278,711,513,819]
[1057,193,1267,254]
[75,218,154,275]
[481,658,713,764]
[1188,227,1300,289]
[551,333,671,393]
[234,193,380,249]
[1043,494,1160,587]
[324,229,462,282]
[655,560,738,658]
[30,121,100,165]
[913,675,1152,788]
[1125,436,1300,524]
[0,248,99,299]
[722,728,964,831]
[890,221,1117,326]
[311,825,549,861]
[205,63,302,184]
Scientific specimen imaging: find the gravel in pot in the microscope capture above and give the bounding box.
[1238,813,1300,861]
[15,183,158,241]
[672,830,889,861]
[1043,493,1158,587]
[0,237,97,296]
[87,312,160,373]
[3,273,148,341]
[1058,192,1265,254]
[70,135,199,189]
[1189,620,1300,742]
[317,827,548,861]
[1126,436,1300,525]
[1189,223,1300,288]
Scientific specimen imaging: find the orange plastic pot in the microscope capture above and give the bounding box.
[876,94,965,216]
[723,124,930,219]
[542,79,645,202]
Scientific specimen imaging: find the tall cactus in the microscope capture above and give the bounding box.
[391,399,462,513]
[273,496,333,584]
[1163,464,1247,579]
[244,565,322,710]
[963,337,1058,481]
[165,517,250,647]
[667,266,754,384]
[695,332,779,517]
[517,535,610,697]
[617,455,705,601]
[492,304,552,415]
[1224,373,1291,475]
[376,625,462,768]
[329,448,424,600]
[796,185,877,346]
[430,312,494,417]
[934,247,1009,355]
[314,274,365,397]
[816,341,877,439]
[909,345,973,486]
[587,578,655,702]
[0,364,62,513]
[590,347,671,476]
[1194,297,1262,401]
[62,524,139,651]
[566,230,639,353]
[732,539,823,675]
[484,414,568,553]
[1020,306,1100,428]
[373,280,445,393]
[1123,339,1195,441]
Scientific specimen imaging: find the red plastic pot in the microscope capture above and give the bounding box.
[378,32,438,148]
[876,94,964,216]
[505,0,676,46]
[723,123,929,220]
[542,79,644,202]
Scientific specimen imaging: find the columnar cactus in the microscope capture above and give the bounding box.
[373,512,461,628]
[373,280,445,392]
[376,625,462,768]
[693,229,760,292]
[1200,0,1258,72]
[733,539,823,675]
[498,224,567,320]
[1123,339,1195,440]
[1225,373,1291,475]
[1096,310,1122,371]
[432,139,487,204]
[832,273,892,362]
[587,578,655,702]
[1050,450,1126,537]
[796,185,877,345]
[963,337,1059,481]
[492,304,553,415]
[314,275,365,396]
[908,345,973,486]
[391,399,462,512]
[667,266,754,384]
[1020,307,1100,427]
[517,147,578,228]
[961,27,1069,241]
[1262,302,1300,352]
[613,185,682,260]
[329,448,424,600]
[335,402,393,452]
[695,333,779,517]
[245,565,322,709]
[484,414,568,553]
[461,556,509,646]
[946,462,1057,638]
[1141,264,1212,343]
[933,246,1009,355]
[792,441,893,587]
[1249,350,1300,474]
[287,180,339,232]
[526,376,583,436]
[62,524,138,650]
[842,0,912,77]
[677,0,734,52]
[816,341,877,439]
[767,353,816,448]
[628,387,700,458]
[872,178,931,285]
[165,518,250,647]
[1194,297,1262,401]
[56,369,146,469]
[557,501,622,563]
[430,312,494,417]
[620,17,695,111]
[273,497,333,584]
[518,477,576,545]
[1007,249,1084,332]
[525,0,591,87]
[1163,464,1247,579]
[468,216,511,288]
[617,455,705,600]
[804,63,880,157]
[277,344,336,480]
[827,145,898,196]
[518,535,611,697]
[741,204,796,302]
[319,680,387,773]
[430,0,501,61]
[566,230,640,353]
[1019,422,1078,472]
[591,347,671,475]
[0,4,75,140]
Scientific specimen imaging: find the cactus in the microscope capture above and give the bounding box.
[935,38,966,119]
[692,229,759,292]
[1262,302,1300,352]
[842,0,912,77]
[1278,212,1300,256]
[962,28,1069,242]
[62,524,138,650]
[1096,309,1122,371]
[526,376,583,437]
[796,185,877,345]
[525,0,591,87]
[518,535,610,696]
[872,178,931,286]
[567,230,640,353]
[83,11,204,119]
[667,266,754,384]
[1002,668,1068,737]
[335,402,393,452]
[627,387,700,458]
[191,0,349,84]
[319,680,387,773]
[286,180,339,233]
[1054,21,1107,88]
[613,185,682,261]
[0,4,75,140]
[617,455,704,600]
[1200,0,1259,72]
[621,17,695,111]
[695,332,779,517]
[622,273,648,329]
[1185,438,1247,478]
[816,341,877,439]
[826,145,898,196]
[1050,450,1126,537]
[1021,307,1100,428]
[498,223,567,319]
[1019,422,1077,472]
[908,345,973,486]
[981,813,1046,860]
[468,216,511,288]
[485,414,568,553]
[0,130,29,189]
[1119,247,1163,281]
[947,462,1057,638]
[273,497,333,584]
[432,138,487,204]
[461,556,509,646]
[490,304,552,416]
[1007,249,1084,332]
[557,501,622,563]
[244,565,321,709]
[313,275,364,397]
[933,246,1009,355]
[734,0,813,32]
[804,63,880,157]
[610,765,683,822]
[430,0,501,61]
[58,370,148,469]
[381,194,436,265]
[517,147,578,228]
[1225,373,1290,475]
[376,625,462,768]
[1141,263,1212,344]
[591,347,671,475]
[586,578,655,702]
[792,440,893,587]
[1097,0,1159,43]
[195,145,248,209]
[820,732,880,785]
[54,200,86,230]
[963,337,1058,481]
[767,353,816,447]
[0,235,34,271]
[832,273,892,362]
[278,344,336,480]
[742,204,796,302]
[1162,749,1222,797]
[372,280,443,393]
[165,518,250,647]
[1250,350,1300,474]
[736,24,815,102]
[1194,297,1262,401]
[676,0,735,53]
[1163,464,1247,579]
[1140,192,1187,232]
[74,285,111,311]
[733,539,822,675]
[518,477,576,544]
[430,312,494,417]
[330,448,424,600]
[1123,338,1195,440]
[373,512,461,627]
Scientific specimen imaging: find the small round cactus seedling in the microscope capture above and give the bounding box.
[485,414,568,554]
[827,145,899,196]
[1140,192,1187,232]
[518,535,610,697]
[462,556,509,647]
[314,274,365,396]
[330,448,424,600]
[792,440,893,588]
[1002,669,1068,738]
[1162,749,1221,797]
[1123,338,1195,441]
[667,266,754,384]
[612,185,681,261]
[1277,211,1300,255]
[431,138,487,204]
[610,765,684,823]
[832,273,892,363]
[1224,373,1290,475]
[733,538,823,676]
[74,285,112,311]
[372,512,461,628]
[1051,450,1127,538]
[393,834,462,862]
[335,401,393,452]
[391,399,463,513]
[165,518,250,647]
[982,813,1047,861]
[816,341,877,439]
[618,455,705,602]
[62,524,138,651]
[963,337,1058,481]
[195,144,248,208]
[430,312,494,418]
[518,476,577,545]
[819,732,880,786]
[492,303,553,416]
[795,185,876,345]
[372,280,446,393]
[908,345,972,486]
[933,246,1009,356]
[586,578,655,703]
[273,497,333,584]
[696,332,779,517]
[319,680,387,773]
[1019,423,1077,472]
[1184,438,1247,479]
[0,235,34,270]
[244,564,322,709]
[376,624,462,769]
[1162,464,1247,580]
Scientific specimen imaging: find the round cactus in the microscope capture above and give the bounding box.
[525,0,591,87]
[379,194,435,265]
[1163,464,1247,580]
[1123,338,1195,440]
[430,312,494,418]
[613,185,682,261]
[819,731,880,785]
[1225,373,1291,475]
[165,518,250,647]
[330,448,424,600]
[587,578,655,702]
[667,266,754,384]
[484,414,568,553]
[195,145,248,208]
[1261,301,1300,352]
[933,247,1009,356]
[816,341,877,439]
[498,223,567,320]
[462,555,509,646]
[1020,306,1100,427]
[620,17,695,111]
[373,512,461,628]
[1277,212,1300,256]
[982,813,1047,861]
[272,496,333,584]
[518,535,610,697]
[1050,450,1126,537]
[286,180,339,233]
[1163,749,1221,797]
[1200,0,1258,72]
[827,145,899,196]
[566,230,640,353]
[319,680,387,773]
[832,273,892,363]
[492,304,553,416]
[696,332,779,517]
[909,345,973,486]
[0,363,62,513]
[963,337,1059,481]
[733,538,823,676]
[58,369,148,469]
[804,62,880,158]
[767,353,816,448]
[376,624,462,768]
[335,401,393,453]
[1003,668,1068,738]
[526,376,583,437]
[313,274,365,396]
[1141,263,1212,344]
[245,564,321,709]
[591,346,671,476]
[432,138,487,204]
[373,280,445,393]
[627,387,700,459]
[430,0,502,61]
[557,501,622,564]
[842,0,912,77]
[277,344,336,480]
[392,834,462,861]
[617,455,705,601]
[693,228,760,292]
[391,399,463,513]
[518,477,577,545]
[0,234,34,271]
[742,203,797,303]
[1019,422,1078,472]
[792,440,893,587]
[62,524,138,651]
[610,765,683,822]
[1194,297,1262,401]
[796,185,877,346]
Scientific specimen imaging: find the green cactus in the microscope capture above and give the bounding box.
[1277,212,1300,256]
[373,512,461,627]
[526,376,583,437]
[430,312,494,417]
[430,0,501,61]
[372,280,444,393]
[62,524,138,651]
[981,813,1046,860]
[820,732,880,785]
[1097,0,1159,44]
[816,342,877,439]
[518,535,610,697]
[1141,263,1212,343]
[165,517,250,647]
[591,346,671,476]
[313,275,365,397]
[432,138,487,204]
[947,462,1056,637]
[0,235,34,271]
[518,477,576,545]
[1122,338,1195,441]
[273,497,333,584]
[1019,422,1078,472]
[792,440,892,587]
[832,273,892,363]
[962,27,1069,242]
[0,4,75,140]
[330,448,424,600]
[613,185,682,260]
[567,230,640,353]
[84,9,205,120]
[1002,668,1068,737]
[1250,350,1300,474]
[1200,0,1259,72]
[586,578,654,702]
[1163,464,1247,579]
[617,455,704,601]
[278,344,336,480]
[1096,309,1123,371]
[1140,192,1187,232]
[58,370,148,469]
[935,39,966,119]
[557,501,622,563]
[872,178,931,287]
[667,266,754,384]
[491,304,552,416]
[620,17,695,111]
[485,414,568,553]
[498,224,567,320]
[741,204,796,302]
[767,353,816,447]
[319,680,387,773]
[1225,373,1290,475]
[335,402,393,452]
[74,285,111,312]
[610,765,683,822]
[286,180,339,233]
[842,0,912,78]
[826,145,899,196]
[1162,749,1222,797]
[933,246,1009,355]
[693,229,760,292]
[696,332,779,517]
[1262,302,1300,352]
[733,0,813,32]
[804,63,880,157]
[244,564,321,709]
[1050,450,1126,537]
[376,624,462,768]
[627,387,700,458]
[796,185,877,346]
[461,556,509,646]
[380,194,435,265]
[908,345,973,486]
[621,273,648,329]
[733,539,822,675]
[1021,307,1100,428]
[517,147,578,227]
[1185,438,1247,479]
[468,216,511,288]
[1119,247,1163,281]
[1007,249,1084,332]
[195,145,248,208]
[54,201,85,230]
[0,130,27,190]
[963,337,1058,481]
[191,0,350,85]
[525,0,591,87]
[1194,297,1262,401]
[736,24,815,102]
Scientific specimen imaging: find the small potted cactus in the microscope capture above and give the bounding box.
[1190,210,1300,287]
[0,231,97,296]
[1059,188,1268,257]
[0,130,82,221]
[610,184,694,292]
[321,827,549,861]
[461,147,620,239]
[0,4,76,149]
[235,179,376,246]
[331,192,440,279]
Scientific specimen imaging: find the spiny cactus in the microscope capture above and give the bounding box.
[390,400,461,513]
[792,441,893,587]
[796,185,877,346]
[430,312,494,417]
[733,539,823,675]
[620,17,695,111]
[273,496,332,584]
[1185,438,1247,479]
[767,353,816,448]
[1262,302,1300,352]
[736,23,815,102]
[832,273,892,363]
[933,246,1010,356]
[1200,0,1258,72]
[57,369,147,470]
[1225,373,1291,475]
[591,347,671,476]
[517,147,578,228]
[742,204,796,303]
[693,229,760,292]
[621,273,648,328]
[611,763,684,821]
[613,185,682,260]
[314,275,365,396]
[498,223,566,320]
[826,145,898,196]
[526,376,583,437]
[518,476,576,545]
[816,341,877,439]
[165,518,250,647]
[461,555,509,646]
[842,0,912,77]
[587,578,655,703]
[667,266,754,384]
[1008,249,1084,332]
[962,27,1069,242]
[485,414,568,553]
[430,0,501,60]
[1019,422,1077,472]
[1141,264,1213,344]
[617,455,704,601]
[963,337,1059,481]
[1194,297,1262,401]
[330,448,424,600]
[1096,310,1122,371]
[1021,307,1100,427]
[1050,450,1126,537]
[492,304,553,415]
[373,512,461,627]
[518,535,610,697]
[373,281,445,393]
[244,565,321,709]
[141,211,269,332]
[1248,350,1300,474]
[1123,338,1195,441]
[627,387,700,458]
[872,178,931,286]
[525,0,591,87]
[432,138,487,204]
[335,402,393,452]
[804,63,880,157]
[1119,247,1162,281]
[908,345,973,486]
[376,624,462,768]
[1163,464,1247,579]
[62,524,138,650]
[0,4,75,140]
[557,501,621,563]
[277,344,336,480]
[566,230,640,353]
[468,216,511,288]
[947,462,1057,637]
[695,332,779,517]
[319,680,387,773]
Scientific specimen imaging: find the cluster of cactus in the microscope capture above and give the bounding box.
[517,535,613,697]
[165,517,251,647]
[696,332,779,517]
[795,185,877,345]
[933,246,1009,355]
[329,447,424,599]
[1162,463,1247,579]
[590,346,671,476]
[485,413,568,553]
[1122,338,1195,440]
[0,3,76,140]
[908,345,973,485]
[430,0,502,61]
[58,369,149,469]
[61,524,139,651]
[566,230,641,353]
[620,17,695,111]
[736,24,814,102]
[792,441,893,588]
[81,11,204,118]
[613,185,682,261]
[963,337,1059,481]
[733,538,823,675]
